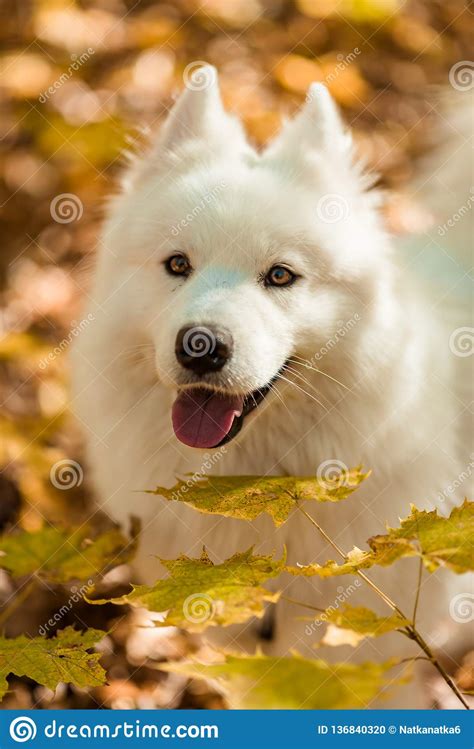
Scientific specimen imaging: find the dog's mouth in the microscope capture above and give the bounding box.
[171,367,284,449]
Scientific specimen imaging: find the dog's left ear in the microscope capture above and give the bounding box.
[263,83,353,175]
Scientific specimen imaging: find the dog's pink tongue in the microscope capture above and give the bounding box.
[172,389,243,448]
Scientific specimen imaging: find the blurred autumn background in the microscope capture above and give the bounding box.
[0,0,472,709]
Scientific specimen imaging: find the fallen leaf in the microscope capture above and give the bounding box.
[0,519,140,583]
[0,627,106,700]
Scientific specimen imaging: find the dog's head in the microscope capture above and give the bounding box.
[103,66,390,449]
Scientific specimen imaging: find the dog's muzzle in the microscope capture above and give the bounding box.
[175,324,233,375]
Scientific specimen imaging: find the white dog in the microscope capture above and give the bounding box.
[72,67,472,707]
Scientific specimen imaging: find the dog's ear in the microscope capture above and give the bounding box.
[123,65,251,189]
[159,66,234,148]
[263,83,352,175]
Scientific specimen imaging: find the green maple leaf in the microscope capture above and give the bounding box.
[0,627,107,700]
[0,519,140,583]
[150,467,369,526]
[161,653,404,708]
[288,500,473,577]
[307,605,410,647]
[319,605,410,634]
[286,547,374,577]
[88,548,284,632]
[367,500,473,573]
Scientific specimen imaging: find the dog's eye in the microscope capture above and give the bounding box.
[165,254,192,277]
[265,265,297,288]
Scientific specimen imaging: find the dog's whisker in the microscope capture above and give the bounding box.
[277,374,329,412]
[120,343,156,364]
[283,366,331,404]
[121,342,155,352]
[289,356,349,391]
[132,218,176,227]
[267,382,301,424]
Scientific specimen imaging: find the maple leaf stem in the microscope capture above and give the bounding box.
[403,627,470,709]
[0,577,35,630]
[298,506,470,710]
[298,506,402,614]
[280,594,326,613]
[412,556,424,626]
[298,506,347,556]
[398,655,431,665]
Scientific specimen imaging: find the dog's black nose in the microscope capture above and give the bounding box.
[175,325,233,374]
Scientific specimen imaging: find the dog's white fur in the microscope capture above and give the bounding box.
[72,69,472,707]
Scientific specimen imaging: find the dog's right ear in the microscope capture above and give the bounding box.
[124,65,251,188]
[158,65,246,151]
